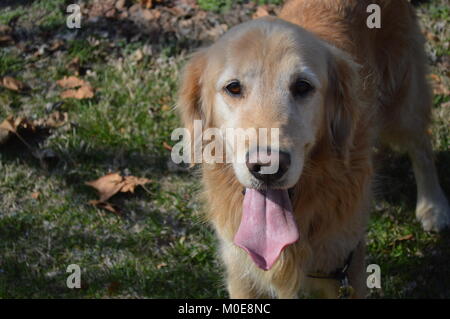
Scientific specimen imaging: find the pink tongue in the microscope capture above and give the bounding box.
[234,188,299,271]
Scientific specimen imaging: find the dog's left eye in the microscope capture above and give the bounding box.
[291,80,314,98]
[225,80,242,97]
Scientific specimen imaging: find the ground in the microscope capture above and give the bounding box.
[0,0,449,298]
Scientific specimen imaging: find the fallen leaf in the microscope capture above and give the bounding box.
[44,111,69,128]
[0,115,48,144]
[1,76,26,91]
[86,172,152,203]
[86,172,125,202]
[121,176,152,193]
[57,75,94,99]
[56,75,88,89]
[0,115,19,133]
[0,116,36,134]
[31,192,41,199]
[33,111,69,129]
[60,85,94,99]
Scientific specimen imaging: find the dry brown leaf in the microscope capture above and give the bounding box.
[0,115,19,133]
[0,116,25,142]
[60,85,94,99]
[86,172,151,202]
[86,172,125,202]
[31,192,41,199]
[121,176,152,193]
[1,76,26,91]
[44,111,69,128]
[253,6,269,19]
[0,116,38,147]
[0,112,69,145]
[56,76,88,89]
[0,115,34,133]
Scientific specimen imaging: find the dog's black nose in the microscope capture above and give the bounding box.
[246,149,291,184]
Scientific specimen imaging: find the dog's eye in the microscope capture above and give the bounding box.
[291,80,314,98]
[225,81,242,96]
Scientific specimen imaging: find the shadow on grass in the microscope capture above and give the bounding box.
[0,0,38,10]
[371,149,450,298]
[374,149,450,209]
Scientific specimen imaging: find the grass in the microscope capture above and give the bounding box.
[0,0,449,298]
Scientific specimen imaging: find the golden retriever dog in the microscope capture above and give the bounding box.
[176,0,450,298]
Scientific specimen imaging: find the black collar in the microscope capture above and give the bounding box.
[307,250,355,299]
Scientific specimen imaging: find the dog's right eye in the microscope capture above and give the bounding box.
[225,81,242,97]
[291,79,314,98]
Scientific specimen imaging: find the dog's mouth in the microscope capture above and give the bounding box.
[234,187,300,271]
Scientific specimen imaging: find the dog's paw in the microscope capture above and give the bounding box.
[416,197,450,232]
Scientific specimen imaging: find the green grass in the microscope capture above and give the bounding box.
[0,0,449,298]
[198,0,282,12]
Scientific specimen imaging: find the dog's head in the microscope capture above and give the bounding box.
[178,17,360,191]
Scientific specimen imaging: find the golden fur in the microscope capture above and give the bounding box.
[177,0,449,298]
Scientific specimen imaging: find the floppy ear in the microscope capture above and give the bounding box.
[325,47,361,163]
[178,50,207,137]
[176,50,210,164]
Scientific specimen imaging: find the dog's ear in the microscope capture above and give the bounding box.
[178,50,207,135]
[325,47,361,163]
[177,50,210,164]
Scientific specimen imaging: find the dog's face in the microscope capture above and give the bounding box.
[178,17,359,190]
